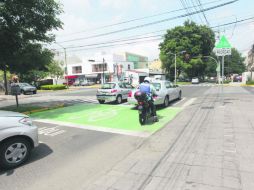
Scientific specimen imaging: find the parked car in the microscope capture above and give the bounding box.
[128,80,182,107]
[0,111,39,169]
[191,78,199,84]
[233,75,242,82]
[18,83,37,95]
[96,82,134,104]
[73,81,80,86]
[79,80,95,86]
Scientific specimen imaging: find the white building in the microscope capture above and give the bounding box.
[64,52,149,85]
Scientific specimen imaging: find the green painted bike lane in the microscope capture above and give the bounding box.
[31,104,181,133]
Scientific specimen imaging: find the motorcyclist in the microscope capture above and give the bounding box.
[139,77,158,121]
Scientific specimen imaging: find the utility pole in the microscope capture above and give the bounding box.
[174,54,177,85]
[56,42,68,88]
[221,55,225,103]
[167,51,186,85]
[102,58,105,84]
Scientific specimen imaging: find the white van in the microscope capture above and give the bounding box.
[191,78,199,84]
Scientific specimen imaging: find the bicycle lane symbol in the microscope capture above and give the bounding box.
[87,106,126,122]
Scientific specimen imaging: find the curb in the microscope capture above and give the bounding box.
[22,103,65,115]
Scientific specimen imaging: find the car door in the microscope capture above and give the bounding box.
[118,83,128,99]
[165,82,175,101]
[172,83,179,99]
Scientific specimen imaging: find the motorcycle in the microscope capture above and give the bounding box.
[134,91,158,125]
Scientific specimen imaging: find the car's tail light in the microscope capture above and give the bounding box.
[128,91,132,97]
[19,117,33,126]
[111,89,117,93]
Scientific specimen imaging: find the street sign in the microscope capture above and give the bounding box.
[215,48,231,56]
[215,35,232,56]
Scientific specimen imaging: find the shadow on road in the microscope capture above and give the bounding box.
[0,143,53,176]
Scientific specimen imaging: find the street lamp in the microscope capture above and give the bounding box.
[167,51,186,85]
[55,42,68,88]
[203,56,220,84]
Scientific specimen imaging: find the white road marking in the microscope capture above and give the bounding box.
[38,126,66,137]
[181,98,197,108]
[223,149,237,153]
[171,97,186,106]
[35,119,151,138]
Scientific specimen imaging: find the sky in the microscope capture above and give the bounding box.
[51,0,254,61]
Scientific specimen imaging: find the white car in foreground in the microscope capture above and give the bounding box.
[128,80,182,107]
[0,111,39,169]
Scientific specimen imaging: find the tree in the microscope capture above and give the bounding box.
[204,52,218,77]
[47,60,64,84]
[0,0,62,94]
[224,48,245,75]
[159,21,215,80]
[20,70,48,86]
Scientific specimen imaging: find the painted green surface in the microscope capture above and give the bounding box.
[215,35,232,48]
[31,104,181,133]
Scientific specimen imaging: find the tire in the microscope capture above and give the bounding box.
[98,100,105,104]
[21,90,25,95]
[33,90,37,94]
[139,113,146,125]
[0,137,32,169]
[178,91,182,100]
[116,95,122,104]
[163,96,169,107]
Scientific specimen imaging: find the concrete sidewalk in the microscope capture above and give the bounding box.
[84,86,254,190]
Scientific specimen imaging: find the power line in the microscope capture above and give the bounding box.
[196,0,210,25]
[57,0,222,37]
[211,16,254,29]
[57,38,163,53]
[54,34,163,50]
[54,16,254,54]
[54,17,254,51]
[57,0,238,44]
[190,0,205,23]
[179,0,195,21]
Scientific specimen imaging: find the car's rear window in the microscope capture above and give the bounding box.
[101,83,116,89]
[152,83,161,90]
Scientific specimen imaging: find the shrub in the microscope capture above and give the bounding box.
[40,84,67,90]
[223,80,231,84]
[246,80,254,85]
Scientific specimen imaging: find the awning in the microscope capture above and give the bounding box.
[65,75,78,79]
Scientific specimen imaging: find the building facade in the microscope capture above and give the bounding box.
[65,52,147,84]
[247,44,254,72]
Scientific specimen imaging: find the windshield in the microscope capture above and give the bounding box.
[101,83,116,89]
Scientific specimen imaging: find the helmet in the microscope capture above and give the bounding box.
[144,77,152,83]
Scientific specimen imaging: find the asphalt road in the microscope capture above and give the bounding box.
[38,88,97,97]
[242,86,254,94]
[0,85,213,190]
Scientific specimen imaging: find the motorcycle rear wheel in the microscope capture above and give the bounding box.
[139,114,146,125]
